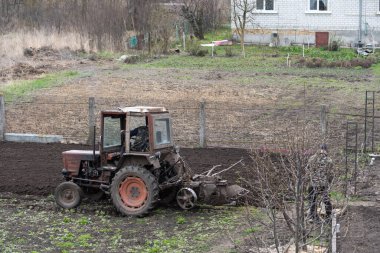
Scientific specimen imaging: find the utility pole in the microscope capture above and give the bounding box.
[358,0,363,42]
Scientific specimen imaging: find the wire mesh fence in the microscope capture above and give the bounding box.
[3,96,379,151]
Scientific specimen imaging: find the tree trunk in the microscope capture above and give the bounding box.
[240,32,245,58]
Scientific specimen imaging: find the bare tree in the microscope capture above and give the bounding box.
[150,6,179,54]
[231,0,255,58]
[180,0,205,39]
[179,0,224,40]
[242,121,346,253]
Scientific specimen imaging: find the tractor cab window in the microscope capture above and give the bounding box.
[153,116,172,149]
[103,116,123,149]
[129,116,149,152]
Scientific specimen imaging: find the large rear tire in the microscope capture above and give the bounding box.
[110,166,159,216]
[55,182,83,209]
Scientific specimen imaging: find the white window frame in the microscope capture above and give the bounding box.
[306,0,331,14]
[255,0,277,13]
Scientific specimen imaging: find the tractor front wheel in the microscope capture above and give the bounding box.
[55,182,83,209]
[110,166,159,216]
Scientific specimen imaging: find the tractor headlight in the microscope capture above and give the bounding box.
[61,168,69,177]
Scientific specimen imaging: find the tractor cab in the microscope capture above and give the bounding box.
[100,106,173,167]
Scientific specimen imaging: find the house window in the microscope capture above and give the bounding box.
[310,0,328,11]
[257,0,274,11]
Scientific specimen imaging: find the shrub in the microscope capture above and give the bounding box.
[188,44,208,57]
[329,41,340,51]
[224,47,235,57]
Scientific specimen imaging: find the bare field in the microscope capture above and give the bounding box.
[3,53,379,148]
[1,50,380,252]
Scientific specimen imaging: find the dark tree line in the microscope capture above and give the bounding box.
[0,0,159,51]
[0,0,228,51]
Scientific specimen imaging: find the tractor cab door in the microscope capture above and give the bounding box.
[100,112,126,165]
[127,114,150,152]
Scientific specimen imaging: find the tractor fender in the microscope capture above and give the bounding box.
[118,154,159,170]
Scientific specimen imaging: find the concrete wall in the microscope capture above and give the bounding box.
[232,0,380,46]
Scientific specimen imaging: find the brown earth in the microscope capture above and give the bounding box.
[0,142,253,196]
[337,160,380,253]
[338,205,380,253]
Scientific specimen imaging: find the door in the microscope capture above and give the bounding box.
[315,32,329,47]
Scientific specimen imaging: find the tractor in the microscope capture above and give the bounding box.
[55,106,248,216]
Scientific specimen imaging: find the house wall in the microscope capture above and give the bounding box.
[232,0,380,46]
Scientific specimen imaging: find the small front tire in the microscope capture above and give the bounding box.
[55,182,83,209]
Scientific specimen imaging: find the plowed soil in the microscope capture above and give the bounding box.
[0,142,252,196]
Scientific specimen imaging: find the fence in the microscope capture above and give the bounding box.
[1,95,378,151]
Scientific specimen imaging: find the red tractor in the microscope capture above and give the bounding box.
[55,106,248,216]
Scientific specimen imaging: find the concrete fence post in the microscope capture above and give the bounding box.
[87,97,95,145]
[0,95,5,141]
[320,105,328,138]
[199,101,206,148]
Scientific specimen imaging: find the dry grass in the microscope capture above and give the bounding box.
[0,29,90,58]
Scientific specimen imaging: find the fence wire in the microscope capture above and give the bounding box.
[4,98,379,150]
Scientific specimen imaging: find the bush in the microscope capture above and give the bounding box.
[188,44,208,57]
[224,47,235,57]
[329,41,340,51]
[305,57,324,68]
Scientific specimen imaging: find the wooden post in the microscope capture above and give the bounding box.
[183,31,186,51]
[320,105,328,138]
[199,101,206,148]
[87,97,95,145]
[331,212,339,253]
[0,95,5,141]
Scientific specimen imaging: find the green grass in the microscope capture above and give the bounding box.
[132,44,378,77]
[200,26,232,43]
[372,63,380,76]
[97,51,120,60]
[0,70,79,102]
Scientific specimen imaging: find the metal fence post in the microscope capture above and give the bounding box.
[0,95,5,141]
[87,97,95,145]
[199,101,206,148]
[320,105,327,138]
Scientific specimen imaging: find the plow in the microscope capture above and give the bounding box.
[55,106,248,216]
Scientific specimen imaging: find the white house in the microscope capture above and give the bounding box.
[232,0,380,47]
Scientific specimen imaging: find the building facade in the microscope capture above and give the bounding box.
[232,0,380,47]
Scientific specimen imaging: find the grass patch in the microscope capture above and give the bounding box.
[372,63,380,76]
[134,45,376,78]
[0,70,79,102]
[97,51,120,60]
[200,26,232,43]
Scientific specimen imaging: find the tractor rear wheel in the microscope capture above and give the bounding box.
[55,182,83,209]
[110,166,159,216]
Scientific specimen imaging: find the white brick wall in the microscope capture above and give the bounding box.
[232,0,380,45]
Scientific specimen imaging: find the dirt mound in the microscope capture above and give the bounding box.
[12,63,46,76]
[0,62,48,81]
[0,142,254,196]
[24,46,59,58]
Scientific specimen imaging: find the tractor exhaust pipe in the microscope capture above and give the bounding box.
[93,125,96,168]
